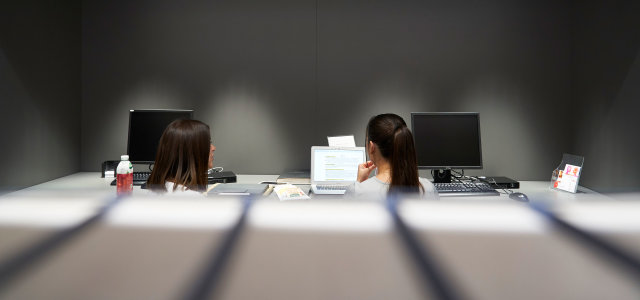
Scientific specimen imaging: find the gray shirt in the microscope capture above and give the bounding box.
[344,177,439,202]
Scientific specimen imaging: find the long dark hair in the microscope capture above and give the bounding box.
[366,113,423,194]
[148,119,210,192]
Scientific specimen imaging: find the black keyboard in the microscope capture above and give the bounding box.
[110,172,151,186]
[434,182,500,197]
[110,171,237,187]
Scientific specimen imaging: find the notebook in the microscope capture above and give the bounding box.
[310,146,366,195]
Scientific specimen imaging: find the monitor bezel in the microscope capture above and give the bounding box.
[126,109,194,164]
[411,112,483,170]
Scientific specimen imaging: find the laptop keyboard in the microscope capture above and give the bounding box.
[316,185,349,191]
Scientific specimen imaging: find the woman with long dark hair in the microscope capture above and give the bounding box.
[345,113,438,200]
[147,119,215,195]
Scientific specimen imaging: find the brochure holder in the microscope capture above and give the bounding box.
[550,153,585,193]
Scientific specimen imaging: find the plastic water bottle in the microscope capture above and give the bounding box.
[116,155,133,196]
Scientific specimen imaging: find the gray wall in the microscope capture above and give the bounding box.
[571,0,640,192]
[82,0,317,175]
[316,1,572,180]
[4,1,638,193]
[81,0,574,182]
[0,1,81,194]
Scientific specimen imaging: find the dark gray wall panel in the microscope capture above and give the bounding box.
[82,0,573,181]
[3,0,637,192]
[571,0,640,192]
[317,0,573,180]
[81,0,317,174]
[0,1,81,194]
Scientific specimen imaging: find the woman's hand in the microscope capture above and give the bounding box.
[357,160,376,182]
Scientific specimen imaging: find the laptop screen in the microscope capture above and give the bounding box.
[312,147,366,182]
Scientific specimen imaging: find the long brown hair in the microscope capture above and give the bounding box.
[366,113,423,194]
[148,119,210,192]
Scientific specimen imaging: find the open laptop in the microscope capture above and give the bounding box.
[310,146,366,195]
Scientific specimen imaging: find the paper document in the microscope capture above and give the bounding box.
[273,184,310,201]
[328,135,356,147]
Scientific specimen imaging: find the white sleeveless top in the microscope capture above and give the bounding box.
[163,181,205,196]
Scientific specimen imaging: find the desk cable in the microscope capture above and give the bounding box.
[449,170,514,195]
[481,177,513,195]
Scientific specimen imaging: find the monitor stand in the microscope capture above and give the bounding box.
[433,169,452,183]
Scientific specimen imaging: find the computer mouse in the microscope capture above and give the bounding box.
[509,192,529,202]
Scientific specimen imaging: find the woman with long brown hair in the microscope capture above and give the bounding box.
[147,119,215,195]
[345,113,438,200]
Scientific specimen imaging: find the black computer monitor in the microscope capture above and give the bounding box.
[411,112,482,182]
[127,109,194,163]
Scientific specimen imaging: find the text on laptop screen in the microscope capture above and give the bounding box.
[313,149,364,181]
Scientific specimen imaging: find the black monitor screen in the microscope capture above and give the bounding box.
[127,110,193,163]
[411,112,482,169]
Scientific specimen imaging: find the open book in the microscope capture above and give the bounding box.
[273,184,310,201]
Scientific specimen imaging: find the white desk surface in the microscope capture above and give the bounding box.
[3,172,601,201]
[1,172,638,300]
